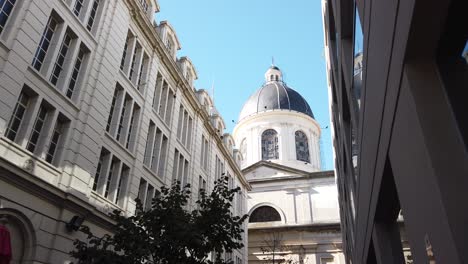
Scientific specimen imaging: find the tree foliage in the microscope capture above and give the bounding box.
[70,176,248,264]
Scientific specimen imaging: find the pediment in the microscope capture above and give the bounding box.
[242,161,309,181]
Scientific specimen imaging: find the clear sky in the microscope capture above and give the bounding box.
[156,0,334,170]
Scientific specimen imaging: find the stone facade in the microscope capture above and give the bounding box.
[0,0,249,263]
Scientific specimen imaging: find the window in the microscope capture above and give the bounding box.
[86,0,100,31]
[120,33,131,70]
[32,15,58,71]
[153,75,175,125]
[128,43,141,82]
[144,121,168,177]
[137,54,149,90]
[0,0,17,35]
[177,106,193,149]
[240,138,247,162]
[5,91,30,141]
[50,30,74,86]
[137,178,160,211]
[214,155,224,180]
[125,103,140,150]
[295,131,310,162]
[115,164,129,205]
[261,129,279,160]
[249,206,281,223]
[66,45,87,99]
[106,87,121,132]
[93,149,129,206]
[201,135,209,171]
[26,105,48,153]
[45,114,68,165]
[103,158,116,198]
[93,148,108,191]
[115,94,130,141]
[73,0,84,16]
[172,149,189,186]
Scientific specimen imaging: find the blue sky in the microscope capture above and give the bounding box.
[156,0,334,170]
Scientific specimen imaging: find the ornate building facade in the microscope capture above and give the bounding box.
[233,66,344,263]
[0,0,249,263]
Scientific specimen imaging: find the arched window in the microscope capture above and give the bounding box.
[261,129,278,160]
[295,131,310,162]
[275,75,279,81]
[270,74,274,81]
[240,138,247,161]
[249,206,281,223]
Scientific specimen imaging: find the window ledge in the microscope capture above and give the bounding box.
[90,191,123,212]
[0,137,62,183]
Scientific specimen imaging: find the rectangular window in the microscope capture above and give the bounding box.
[93,149,108,191]
[115,164,129,205]
[177,105,183,138]
[5,91,30,141]
[125,103,139,150]
[158,81,168,116]
[144,121,156,166]
[86,0,100,31]
[172,149,179,183]
[128,42,141,82]
[165,89,174,124]
[50,31,74,86]
[150,128,162,173]
[137,54,148,89]
[120,33,131,70]
[26,105,48,153]
[152,73,163,110]
[0,0,17,35]
[106,87,120,132]
[158,135,168,177]
[104,158,116,198]
[145,184,154,211]
[116,95,130,141]
[66,45,87,99]
[137,178,147,207]
[73,0,84,16]
[45,115,66,164]
[186,117,193,149]
[32,15,58,71]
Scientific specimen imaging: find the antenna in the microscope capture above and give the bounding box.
[271,56,275,66]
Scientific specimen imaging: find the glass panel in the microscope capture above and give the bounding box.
[261,129,279,160]
[295,131,310,162]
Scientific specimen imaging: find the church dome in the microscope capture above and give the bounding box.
[238,66,314,121]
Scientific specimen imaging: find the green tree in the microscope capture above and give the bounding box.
[70,176,248,264]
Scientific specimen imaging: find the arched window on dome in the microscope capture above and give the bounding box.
[270,74,274,81]
[295,130,310,162]
[249,206,281,223]
[240,138,247,162]
[262,129,279,160]
[275,75,279,81]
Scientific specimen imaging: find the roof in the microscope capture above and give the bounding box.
[239,81,315,121]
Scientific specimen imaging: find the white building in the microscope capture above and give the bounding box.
[233,66,344,263]
[0,0,249,263]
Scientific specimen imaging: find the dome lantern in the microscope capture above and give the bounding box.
[264,65,283,82]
